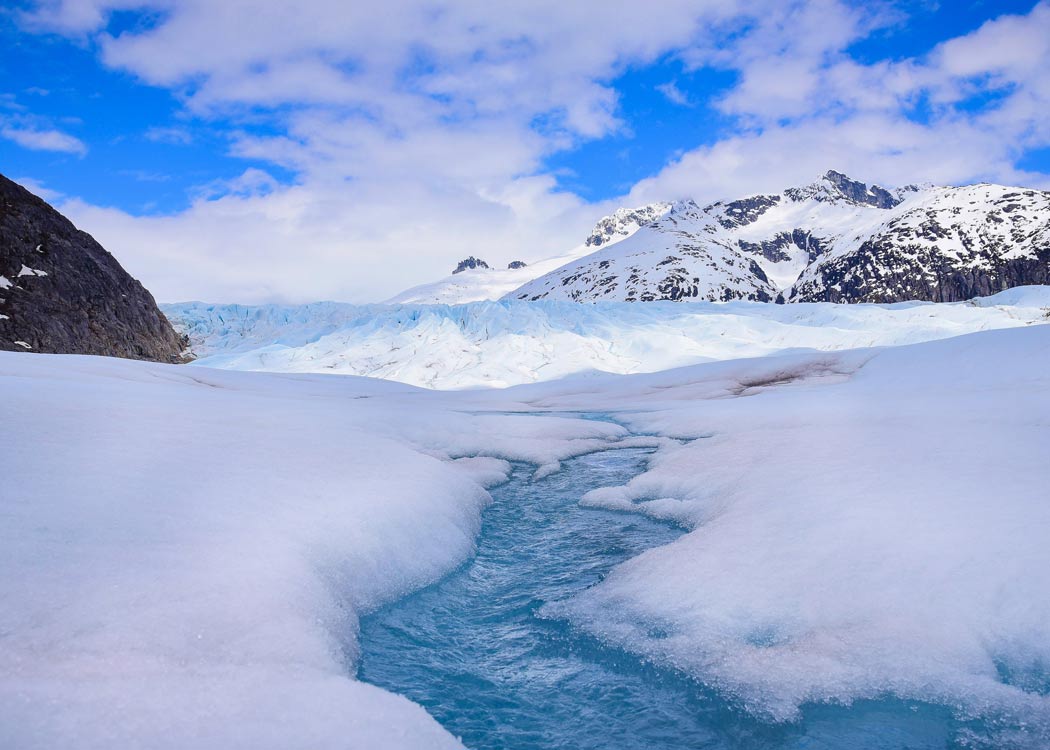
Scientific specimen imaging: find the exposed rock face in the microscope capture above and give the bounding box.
[784,169,903,209]
[583,203,672,247]
[452,256,489,274]
[715,195,781,229]
[507,171,1050,304]
[788,184,1050,302]
[737,229,826,265]
[0,174,186,361]
[507,260,527,269]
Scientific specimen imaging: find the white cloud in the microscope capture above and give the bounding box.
[57,170,589,303]
[13,176,64,202]
[630,1,1050,202]
[144,125,193,144]
[16,0,1050,303]
[656,81,690,106]
[1,123,87,155]
[17,0,158,35]
[18,0,761,302]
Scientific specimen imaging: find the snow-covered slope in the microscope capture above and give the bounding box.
[164,287,1050,388]
[385,262,546,305]
[385,202,670,304]
[500,324,1050,745]
[790,182,1050,302]
[506,171,1050,304]
[5,323,1049,747]
[0,351,647,749]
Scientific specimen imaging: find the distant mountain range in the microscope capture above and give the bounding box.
[3,169,1048,364]
[394,171,1050,305]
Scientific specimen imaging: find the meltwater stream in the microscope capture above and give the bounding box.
[358,446,975,749]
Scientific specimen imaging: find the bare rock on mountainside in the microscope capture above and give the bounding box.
[0,173,187,361]
[584,203,672,247]
[788,183,1050,303]
[453,256,490,274]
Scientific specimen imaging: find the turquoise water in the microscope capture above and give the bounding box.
[357,447,1008,749]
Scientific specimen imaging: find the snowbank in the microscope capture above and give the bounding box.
[521,326,1050,742]
[0,353,635,749]
[165,287,1050,388]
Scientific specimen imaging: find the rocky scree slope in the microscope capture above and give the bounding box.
[0,174,186,361]
[506,171,1050,304]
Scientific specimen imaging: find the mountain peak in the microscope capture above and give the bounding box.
[584,202,672,247]
[786,170,901,209]
[452,256,489,274]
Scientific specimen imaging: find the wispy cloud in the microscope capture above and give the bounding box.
[1,122,86,155]
[12,176,63,202]
[145,125,193,145]
[657,81,690,106]
[118,168,171,182]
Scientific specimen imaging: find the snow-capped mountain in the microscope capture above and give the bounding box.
[581,203,672,247]
[790,181,1050,302]
[506,171,1050,304]
[385,202,671,304]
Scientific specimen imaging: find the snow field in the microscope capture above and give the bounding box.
[0,353,639,749]
[519,326,1050,742]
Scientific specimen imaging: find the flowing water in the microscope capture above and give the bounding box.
[358,446,999,749]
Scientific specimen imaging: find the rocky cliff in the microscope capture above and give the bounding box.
[0,174,186,361]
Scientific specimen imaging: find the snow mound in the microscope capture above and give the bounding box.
[0,352,640,749]
[4,320,1049,745]
[523,326,1050,743]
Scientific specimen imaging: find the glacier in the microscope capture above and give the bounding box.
[164,286,1050,388]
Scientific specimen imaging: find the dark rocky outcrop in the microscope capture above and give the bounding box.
[738,229,827,265]
[715,194,781,229]
[0,174,186,361]
[452,256,489,274]
[789,187,1050,303]
[791,238,1050,303]
[507,260,527,270]
[786,170,901,209]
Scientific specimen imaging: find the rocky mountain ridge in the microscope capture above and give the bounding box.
[0,173,186,361]
[506,171,1050,304]
[583,203,672,247]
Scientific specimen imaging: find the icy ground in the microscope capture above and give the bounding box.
[2,319,1049,747]
[165,286,1050,388]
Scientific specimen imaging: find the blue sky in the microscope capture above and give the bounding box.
[2,1,1049,302]
[1,7,296,213]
